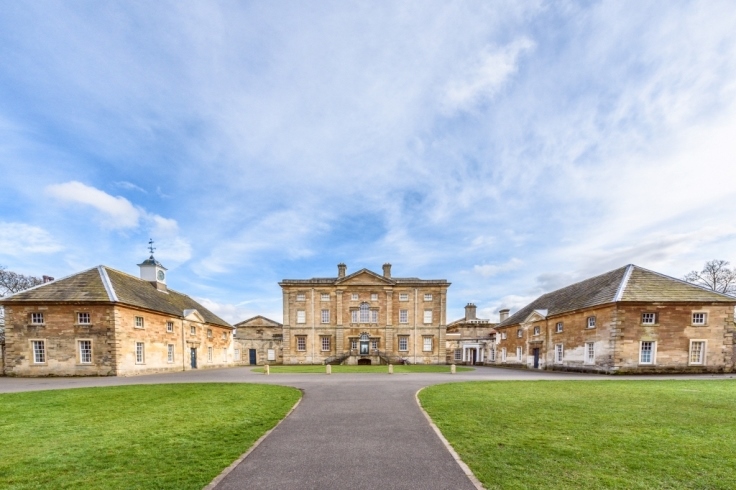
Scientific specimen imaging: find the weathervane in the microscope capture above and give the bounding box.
[148,238,156,255]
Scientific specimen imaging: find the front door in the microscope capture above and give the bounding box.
[249,349,257,365]
[471,349,477,365]
[190,347,197,369]
[533,348,540,369]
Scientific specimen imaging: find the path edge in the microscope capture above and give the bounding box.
[415,387,486,490]
[203,390,304,490]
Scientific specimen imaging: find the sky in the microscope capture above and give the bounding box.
[1,1,735,324]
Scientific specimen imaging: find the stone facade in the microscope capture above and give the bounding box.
[445,303,497,365]
[1,259,234,377]
[279,263,450,365]
[492,265,736,374]
[233,315,284,365]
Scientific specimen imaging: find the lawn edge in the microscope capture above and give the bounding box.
[203,390,304,490]
[415,387,486,490]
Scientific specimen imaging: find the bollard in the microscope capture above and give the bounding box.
[326,364,332,375]
[388,363,393,374]
[450,364,456,374]
[264,364,270,375]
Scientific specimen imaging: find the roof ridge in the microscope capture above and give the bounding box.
[102,265,193,299]
[0,265,100,300]
[613,264,634,302]
[98,266,118,302]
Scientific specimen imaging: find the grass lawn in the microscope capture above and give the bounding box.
[252,364,473,373]
[0,383,300,490]
[419,380,736,490]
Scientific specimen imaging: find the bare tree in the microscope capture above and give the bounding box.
[0,265,44,297]
[0,266,44,333]
[684,259,736,296]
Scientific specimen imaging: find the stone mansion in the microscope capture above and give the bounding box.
[277,263,450,365]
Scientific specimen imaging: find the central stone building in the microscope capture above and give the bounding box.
[279,264,450,365]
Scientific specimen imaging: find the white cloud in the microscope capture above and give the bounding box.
[0,222,62,256]
[195,297,281,324]
[443,38,534,113]
[115,181,147,193]
[149,215,192,263]
[46,181,141,229]
[473,258,523,278]
[44,181,192,263]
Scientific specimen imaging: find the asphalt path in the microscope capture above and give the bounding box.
[1,367,733,490]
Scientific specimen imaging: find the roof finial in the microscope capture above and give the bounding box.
[148,238,156,256]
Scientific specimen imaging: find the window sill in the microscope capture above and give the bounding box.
[641,323,658,327]
[75,323,93,327]
[27,324,46,327]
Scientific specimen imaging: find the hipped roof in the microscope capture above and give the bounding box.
[498,264,735,328]
[0,266,231,328]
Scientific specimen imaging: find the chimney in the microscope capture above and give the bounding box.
[42,275,54,283]
[499,309,510,322]
[338,263,347,278]
[464,303,477,321]
[382,263,392,278]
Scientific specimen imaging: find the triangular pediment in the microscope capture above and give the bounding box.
[522,309,548,324]
[184,309,206,323]
[235,315,283,328]
[336,268,395,286]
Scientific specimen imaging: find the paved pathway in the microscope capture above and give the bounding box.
[1,367,733,490]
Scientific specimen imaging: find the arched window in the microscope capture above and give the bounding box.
[360,302,370,323]
[360,332,370,341]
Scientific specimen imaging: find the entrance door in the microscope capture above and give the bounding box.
[533,348,540,369]
[471,349,477,365]
[190,348,197,369]
[359,332,370,355]
[249,349,257,365]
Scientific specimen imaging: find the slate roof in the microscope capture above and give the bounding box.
[497,264,735,328]
[0,265,231,328]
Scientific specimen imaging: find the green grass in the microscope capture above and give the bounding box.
[252,364,473,373]
[420,380,736,490]
[0,383,301,490]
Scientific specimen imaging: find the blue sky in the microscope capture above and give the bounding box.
[2,1,735,323]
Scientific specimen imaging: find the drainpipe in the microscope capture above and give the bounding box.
[181,318,186,372]
[311,288,315,365]
[414,288,417,364]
